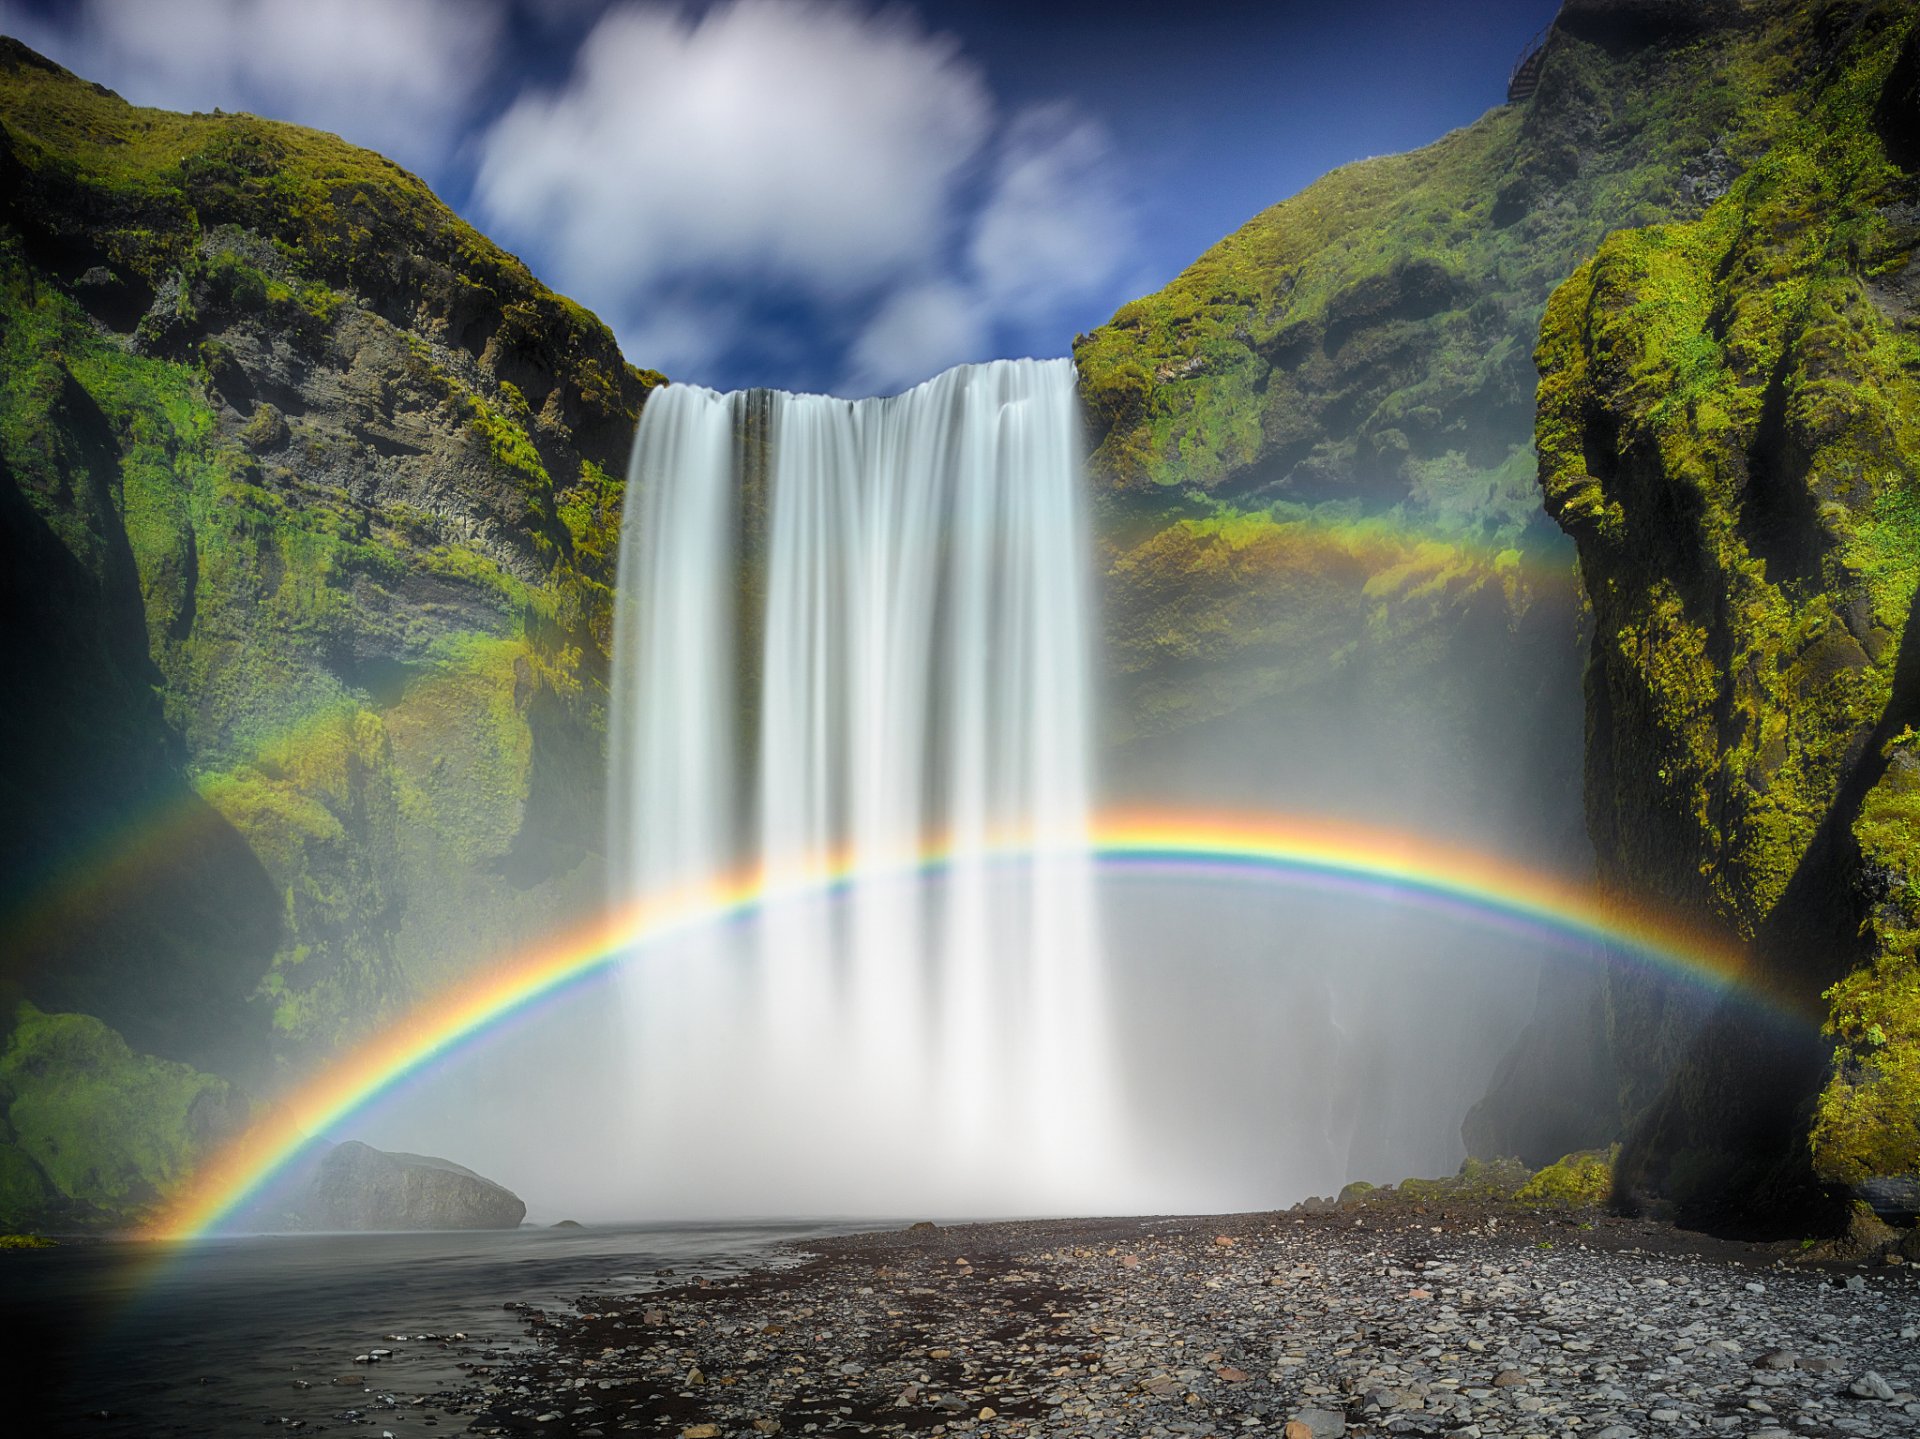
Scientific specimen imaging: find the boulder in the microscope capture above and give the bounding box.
[299,1141,525,1231]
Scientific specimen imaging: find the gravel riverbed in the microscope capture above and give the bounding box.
[365,1206,1920,1439]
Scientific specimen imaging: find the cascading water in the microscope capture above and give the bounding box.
[608,358,1122,1218]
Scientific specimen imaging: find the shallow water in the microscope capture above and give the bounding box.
[9,1220,873,1436]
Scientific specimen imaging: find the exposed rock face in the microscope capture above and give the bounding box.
[300,1140,525,1231]
[1536,0,1920,1219]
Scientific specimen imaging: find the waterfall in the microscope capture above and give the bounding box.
[609,358,1120,1218]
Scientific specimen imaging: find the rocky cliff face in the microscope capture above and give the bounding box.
[0,39,651,1228]
[1537,0,1920,1220]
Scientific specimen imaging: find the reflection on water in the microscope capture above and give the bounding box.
[9,1221,870,1435]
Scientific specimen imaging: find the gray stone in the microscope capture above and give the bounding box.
[1291,1407,1346,1439]
[297,1141,526,1231]
[1849,1371,1896,1401]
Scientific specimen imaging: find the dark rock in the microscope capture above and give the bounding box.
[1555,0,1744,53]
[1878,24,1920,169]
[1854,1174,1920,1221]
[298,1140,525,1231]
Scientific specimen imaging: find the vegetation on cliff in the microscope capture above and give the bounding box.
[1077,0,1800,892]
[0,1002,246,1230]
[0,39,655,1225]
[1536,0,1920,1212]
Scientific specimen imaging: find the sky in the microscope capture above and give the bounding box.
[0,0,1560,396]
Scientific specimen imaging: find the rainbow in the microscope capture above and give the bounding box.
[145,809,1757,1241]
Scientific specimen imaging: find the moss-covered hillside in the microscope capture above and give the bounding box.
[1080,0,1797,864]
[1079,0,1920,1194]
[0,38,655,1228]
[1537,0,1920,1219]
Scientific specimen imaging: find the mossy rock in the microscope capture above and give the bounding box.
[1535,0,1920,1218]
[1516,1146,1618,1208]
[0,1002,249,1228]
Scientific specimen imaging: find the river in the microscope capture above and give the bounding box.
[8,1221,875,1436]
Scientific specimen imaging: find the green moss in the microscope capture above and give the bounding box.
[0,1003,246,1223]
[1516,1146,1618,1207]
[1535,4,1920,1196]
[0,1232,55,1249]
[0,38,644,1086]
[197,705,406,1057]
[1075,8,1809,542]
[386,634,536,866]
[0,1145,51,1231]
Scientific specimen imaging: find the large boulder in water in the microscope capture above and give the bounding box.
[300,1141,525,1230]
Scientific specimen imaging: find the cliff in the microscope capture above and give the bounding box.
[0,38,652,1227]
[1076,0,1920,1200]
[1537,0,1920,1219]
[1073,0,1791,862]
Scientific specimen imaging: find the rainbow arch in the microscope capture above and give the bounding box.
[145,809,1756,1240]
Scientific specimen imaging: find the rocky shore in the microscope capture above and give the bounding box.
[394,1202,1920,1439]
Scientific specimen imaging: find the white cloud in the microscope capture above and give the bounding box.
[840,102,1136,393]
[2,0,1143,394]
[970,103,1131,316]
[843,279,987,394]
[0,0,504,173]
[474,0,992,321]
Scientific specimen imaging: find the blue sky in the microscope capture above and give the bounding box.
[1,0,1559,395]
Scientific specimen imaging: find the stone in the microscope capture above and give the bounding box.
[1850,1371,1896,1401]
[297,1141,526,1231]
[1291,1406,1346,1439]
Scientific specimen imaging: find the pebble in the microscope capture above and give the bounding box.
[1851,1370,1897,1401]
[408,1207,1920,1439]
